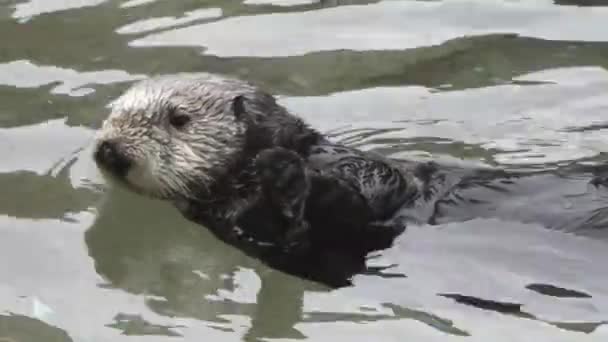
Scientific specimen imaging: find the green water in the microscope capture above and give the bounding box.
[1,1,608,341]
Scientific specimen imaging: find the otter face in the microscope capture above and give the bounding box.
[94,73,253,201]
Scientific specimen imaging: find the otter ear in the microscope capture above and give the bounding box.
[232,95,246,119]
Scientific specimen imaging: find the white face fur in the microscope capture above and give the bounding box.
[94,73,252,201]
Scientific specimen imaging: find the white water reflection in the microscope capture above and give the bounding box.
[0,119,91,175]
[0,60,145,96]
[116,8,223,35]
[282,66,608,166]
[2,198,607,341]
[0,213,241,342]
[244,0,319,6]
[375,219,608,321]
[334,219,608,341]
[12,0,108,22]
[0,118,105,191]
[129,0,608,57]
[120,0,160,8]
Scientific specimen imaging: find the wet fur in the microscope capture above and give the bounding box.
[94,73,608,287]
[95,73,417,286]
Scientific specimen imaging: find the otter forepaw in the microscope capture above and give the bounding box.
[280,222,311,253]
[255,147,312,225]
[255,147,309,195]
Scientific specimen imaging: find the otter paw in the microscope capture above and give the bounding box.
[280,222,311,253]
[255,148,308,192]
[255,147,311,228]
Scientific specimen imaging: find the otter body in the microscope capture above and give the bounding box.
[93,73,608,286]
[93,73,422,286]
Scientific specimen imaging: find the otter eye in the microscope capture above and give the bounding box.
[169,111,190,129]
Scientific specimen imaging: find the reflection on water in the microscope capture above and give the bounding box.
[84,187,476,340]
[1,0,608,341]
[121,0,161,9]
[439,293,607,334]
[0,314,74,342]
[115,7,223,35]
[283,66,608,166]
[12,0,108,22]
[128,1,608,57]
[0,60,144,96]
[106,313,184,337]
[526,283,592,299]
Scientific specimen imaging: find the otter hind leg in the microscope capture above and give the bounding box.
[255,147,312,250]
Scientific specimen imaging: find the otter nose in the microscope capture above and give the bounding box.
[94,140,131,177]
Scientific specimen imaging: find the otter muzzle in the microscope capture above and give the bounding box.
[94,140,132,178]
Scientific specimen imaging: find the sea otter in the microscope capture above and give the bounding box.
[92,73,427,285]
[93,73,608,286]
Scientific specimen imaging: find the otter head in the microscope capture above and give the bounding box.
[93,73,265,201]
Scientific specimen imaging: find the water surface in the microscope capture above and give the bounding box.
[1,1,608,341]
